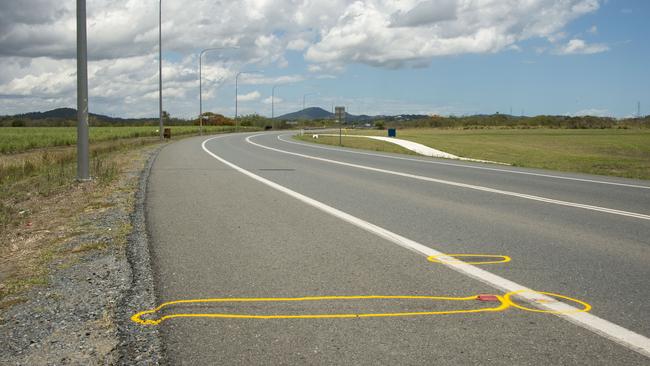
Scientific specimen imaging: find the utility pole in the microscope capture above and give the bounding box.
[76,0,90,181]
[638,101,641,118]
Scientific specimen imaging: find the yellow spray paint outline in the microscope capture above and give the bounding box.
[131,294,509,326]
[427,254,511,265]
[503,290,592,314]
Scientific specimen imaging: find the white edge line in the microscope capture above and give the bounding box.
[254,135,650,221]
[278,134,650,190]
[202,135,650,357]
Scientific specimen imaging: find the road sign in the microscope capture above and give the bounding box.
[335,106,345,124]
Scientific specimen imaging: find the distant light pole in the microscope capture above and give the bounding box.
[158,0,164,140]
[199,47,237,135]
[235,70,262,131]
[271,85,279,119]
[302,92,317,111]
[76,0,90,181]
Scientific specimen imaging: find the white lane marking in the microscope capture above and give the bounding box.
[249,135,650,221]
[202,135,650,358]
[278,134,650,190]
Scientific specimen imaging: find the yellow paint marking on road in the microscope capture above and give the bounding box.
[503,290,592,314]
[131,294,508,326]
[131,291,592,325]
[427,254,512,265]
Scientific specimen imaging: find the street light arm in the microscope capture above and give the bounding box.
[235,69,263,127]
[198,46,238,135]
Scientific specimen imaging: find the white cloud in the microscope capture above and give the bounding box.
[588,25,598,34]
[237,91,261,102]
[306,0,602,69]
[287,39,310,51]
[390,0,457,27]
[0,0,605,117]
[238,74,305,85]
[262,96,283,105]
[571,108,610,117]
[555,39,609,54]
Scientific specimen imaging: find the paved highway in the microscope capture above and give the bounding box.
[144,131,650,365]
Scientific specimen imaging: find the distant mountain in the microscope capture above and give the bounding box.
[14,107,120,121]
[276,107,333,121]
[276,107,379,122]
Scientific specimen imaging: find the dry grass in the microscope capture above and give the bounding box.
[0,140,157,303]
[298,128,650,180]
[295,134,415,155]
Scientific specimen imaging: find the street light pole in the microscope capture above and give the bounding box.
[158,0,163,140]
[302,92,317,111]
[234,70,262,132]
[235,71,242,131]
[271,85,279,119]
[199,47,237,136]
[76,0,90,181]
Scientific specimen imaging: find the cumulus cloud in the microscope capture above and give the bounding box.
[0,0,605,117]
[237,91,261,102]
[555,39,609,54]
[262,96,283,105]
[571,108,610,117]
[239,74,305,85]
[306,0,602,68]
[390,0,457,27]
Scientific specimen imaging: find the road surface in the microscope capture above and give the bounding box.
[143,131,650,365]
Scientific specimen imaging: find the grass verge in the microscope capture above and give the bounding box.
[0,129,248,304]
[0,125,256,154]
[295,134,416,155]
[296,128,650,180]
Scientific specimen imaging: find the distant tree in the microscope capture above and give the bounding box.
[238,114,272,128]
[197,112,234,126]
[162,110,171,124]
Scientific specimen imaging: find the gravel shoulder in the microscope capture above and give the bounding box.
[0,144,163,365]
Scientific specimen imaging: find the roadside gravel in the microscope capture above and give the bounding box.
[0,145,163,365]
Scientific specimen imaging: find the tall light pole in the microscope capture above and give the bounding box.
[271,85,279,119]
[303,92,317,111]
[235,70,262,131]
[235,71,242,129]
[158,0,163,140]
[76,0,90,181]
[199,47,237,135]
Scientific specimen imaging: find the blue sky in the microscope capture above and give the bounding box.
[0,0,647,118]
[229,1,648,118]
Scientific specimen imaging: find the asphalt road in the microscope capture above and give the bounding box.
[144,131,650,365]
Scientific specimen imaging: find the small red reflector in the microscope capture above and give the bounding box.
[477,294,499,302]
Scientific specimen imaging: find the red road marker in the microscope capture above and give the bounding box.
[477,294,500,302]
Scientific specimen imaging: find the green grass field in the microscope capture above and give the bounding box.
[0,126,244,154]
[296,128,650,180]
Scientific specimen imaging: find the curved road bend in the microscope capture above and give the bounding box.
[145,131,650,365]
